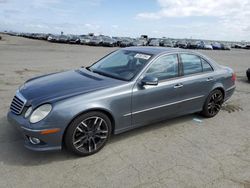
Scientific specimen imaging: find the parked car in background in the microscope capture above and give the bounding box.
[221,44,231,50]
[0,35,2,40]
[68,35,80,44]
[112,37,123,47]
[80,35,92,45]
[8,47,236,156]
[247,68,250,81]
[212,42,222,50]
[148,38,160,46]
[186,41,198,49]
[160,39,174,47]
[102,36,117,47]
[47,34,69,43]
[197,41,213,50]
[244,44,250,49]
[176,40,187,48]
[34,33,48,40]
[132,38,147,46]
[120,38,133,47]
[47,35,58,42]
[234,44,244,49]
[58,35,69,43]
[89,36,103,46]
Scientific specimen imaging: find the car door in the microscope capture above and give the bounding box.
[131,54,183,127]
[177,53,215,115]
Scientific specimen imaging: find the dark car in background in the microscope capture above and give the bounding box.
[7,47,236,156]
[68,35,80,44]
[58,35,69,43]
[186,41,198,49]
[247,68,250,81]
[233,44,244,49]
[244,44,250,49]
[212,42,222,50]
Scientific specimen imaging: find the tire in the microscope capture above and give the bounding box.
[201,89,224,118]
[64,111,112,156]
[246,69,250,81]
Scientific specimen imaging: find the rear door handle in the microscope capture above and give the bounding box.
[174,83,183,89]
[206,77,214,81]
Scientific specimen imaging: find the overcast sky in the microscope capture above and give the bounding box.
[0,0,250,41]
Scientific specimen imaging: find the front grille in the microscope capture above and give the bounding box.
[10,91,26,115]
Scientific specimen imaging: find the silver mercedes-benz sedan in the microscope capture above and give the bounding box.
[7,47,236,156]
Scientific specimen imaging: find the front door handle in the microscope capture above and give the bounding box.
[174,83,183,89]
[206,77,214,81]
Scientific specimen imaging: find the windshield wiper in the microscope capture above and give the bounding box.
[92,69,126,81]
[85,66,92,72]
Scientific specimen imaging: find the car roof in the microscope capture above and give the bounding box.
[124,46,182,55]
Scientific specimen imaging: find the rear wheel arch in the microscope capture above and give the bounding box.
[201,88,224,118]
[213,87,225,100]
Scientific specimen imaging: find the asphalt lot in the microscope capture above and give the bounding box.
[0,34,250,188]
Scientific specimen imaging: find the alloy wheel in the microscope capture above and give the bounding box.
[72,116,109,153]
[207,91,223,116]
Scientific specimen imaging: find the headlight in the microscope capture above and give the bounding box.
[24,106,32,118]
[30,104,52,123]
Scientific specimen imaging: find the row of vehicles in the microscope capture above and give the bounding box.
[4,31,250,50]
[47,35,148,47]
[148,38,231,50]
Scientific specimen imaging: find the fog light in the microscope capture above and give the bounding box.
[29,137,41,145]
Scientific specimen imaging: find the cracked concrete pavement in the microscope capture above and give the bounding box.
[0,34,250,188]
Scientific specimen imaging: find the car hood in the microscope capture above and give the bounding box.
[19,68,124,106]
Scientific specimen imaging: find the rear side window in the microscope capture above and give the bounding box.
[201,59,213,72]
[180,54,202,75]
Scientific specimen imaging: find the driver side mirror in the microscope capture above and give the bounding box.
[140,76,158,86]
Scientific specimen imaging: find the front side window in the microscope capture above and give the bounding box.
[180,54,202,75]
[145,54,179,81]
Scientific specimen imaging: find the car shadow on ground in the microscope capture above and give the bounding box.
[0,114,200,167]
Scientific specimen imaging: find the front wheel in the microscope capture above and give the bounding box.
[64,111,111,156]
[201,89,224,118]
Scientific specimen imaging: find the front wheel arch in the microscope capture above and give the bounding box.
[62,109,115,148]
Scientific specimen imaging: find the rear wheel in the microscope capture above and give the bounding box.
[201,89,224,118]
[64,111,111,156]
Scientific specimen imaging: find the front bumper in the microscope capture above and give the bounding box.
[7,111,62,151]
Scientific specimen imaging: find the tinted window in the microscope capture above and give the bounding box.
[180,54,202,75]
[202,59,213,72]
[145,54,178,81]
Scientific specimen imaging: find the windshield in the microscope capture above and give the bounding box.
[89,50,152,81]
